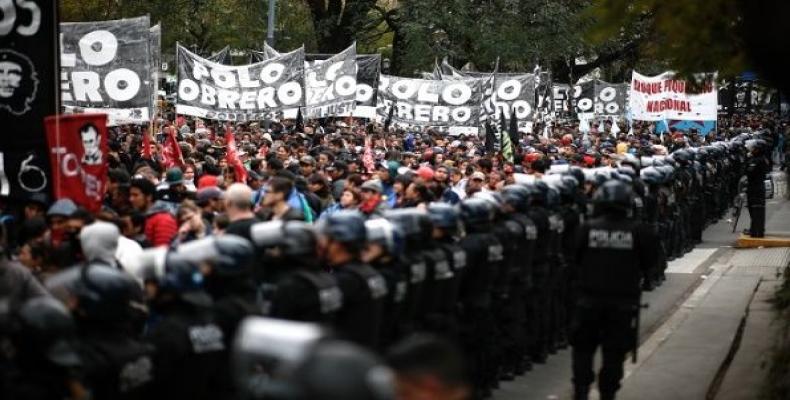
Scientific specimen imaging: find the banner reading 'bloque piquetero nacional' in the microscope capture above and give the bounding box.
[629,71,717,121]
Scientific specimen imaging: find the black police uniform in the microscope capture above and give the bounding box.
[745,152,769,237]
[457,198,502,397]
[42,264,155,400]
[145,298,227,400]
[524,196,553,363]
[570,182,659,400]
[332,261,388,349]
[250,221,343,324]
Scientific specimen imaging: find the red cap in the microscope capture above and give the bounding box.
[417,165,435,181]
[197,174,219,189]
[523,152,542,164]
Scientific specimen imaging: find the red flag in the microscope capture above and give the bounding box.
[45,114,109,213]
[362,136,375,173]
[142,126,151,159]
[161,126,183,169]
[225,125,248,183]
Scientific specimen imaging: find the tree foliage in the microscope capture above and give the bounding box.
[58,0,672,85]
[587,0,790,94]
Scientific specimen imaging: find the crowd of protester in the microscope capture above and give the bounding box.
[0,106,788,400]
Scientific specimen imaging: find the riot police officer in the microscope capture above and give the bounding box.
[744,139,770,238]
[141,251,228,400]
[251,220,343,323]
[45,263,155,400]
[499,185,538,375]
[426,203,467,340]
[172,235,259,349]
[1,297,85,400]
[318,210,387,349]
[570,180,659,400]
[522,182,554,364]
[383,209,431,335]
[457,197,502,398]
[363,218,408,347]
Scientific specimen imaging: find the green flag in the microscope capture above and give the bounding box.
[500,124,514,163]
[499,110,514,163]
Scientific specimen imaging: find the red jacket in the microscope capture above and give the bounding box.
[144,203,178,247]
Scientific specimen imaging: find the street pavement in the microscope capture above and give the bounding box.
[494,172,790,400]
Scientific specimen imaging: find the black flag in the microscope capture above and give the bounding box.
[484,121,496,155]
[384,103,395,130]
[509,107,519,149]
[295,107,304,132]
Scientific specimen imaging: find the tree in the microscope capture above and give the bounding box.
[303,0,379,53]
[587,1,790,93]
[370,0,651,80]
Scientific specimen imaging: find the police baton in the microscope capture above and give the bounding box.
[631,302,649,364]
[731,192,746,233]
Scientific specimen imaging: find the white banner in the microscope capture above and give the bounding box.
[629,71,717,121]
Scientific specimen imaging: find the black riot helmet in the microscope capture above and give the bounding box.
[175,235,256,277]
[501,184,530,213]
[364,219,405,257]
[156,254,213,307]
[522,182,546,206]
[568,166,585,190]
[251,220,319,259]
[384,209,433,248]
[459,198,494,229]
[592,180,634,214]
[560,175,580,198]
[617,166,637,179]
[426,202,461,232]
[14,296,82,368]
[318,210,367,245]
[640,167,663,185]
[473,192,505,217]
[672,149,691,165]
[45,263,144,325]
[288,341,395,400]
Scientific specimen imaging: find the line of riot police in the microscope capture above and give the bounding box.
[0,135,761,400]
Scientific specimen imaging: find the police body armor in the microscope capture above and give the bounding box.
[76,333,156,400]
[421,246,455,320]
[396,252,427,332]
[145,305,227,400]
[263,269,343,323]
[575,216,656,306]
[526,207,552,284]
[506,213,537,290]
[371,258,408,346]
[434,238,467,322]
[333,261,387,348]
[490,217,520,300]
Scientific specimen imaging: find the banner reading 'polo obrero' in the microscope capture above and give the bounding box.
[376,75,485,129]
[176,44,305,121]
[303,43,357,119]
[60,16,152,125]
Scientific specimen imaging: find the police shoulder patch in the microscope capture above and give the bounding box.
[588,229,634,250]
[188,324,225,354]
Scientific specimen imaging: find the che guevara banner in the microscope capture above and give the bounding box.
[629,71,717,121]
[60,16,152,125]
[176,44,305,121]
[45,113,109,213]
[376,75,484,129]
